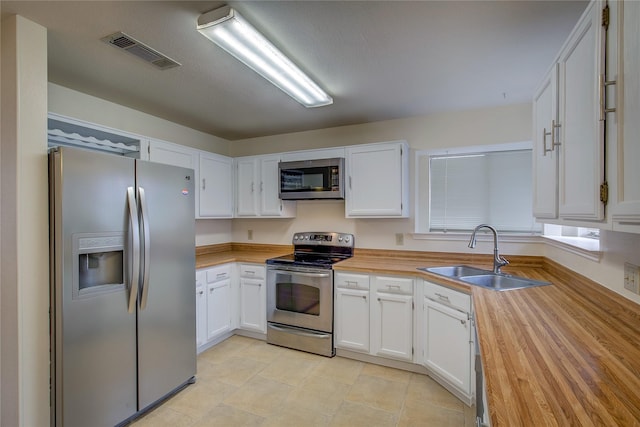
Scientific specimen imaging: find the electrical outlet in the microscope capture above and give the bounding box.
[624,262,640,294]
[247,229,253,240]
[395,233,404,246]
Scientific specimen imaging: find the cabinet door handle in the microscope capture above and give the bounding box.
[202,178,206,190]
[362,295,367,300]
[198,290,204,295]
[209,288,214,293]
[251,182,254,193]
[599,73,617,121]
[260,182,264,192]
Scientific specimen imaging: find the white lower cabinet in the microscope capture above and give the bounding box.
[196,264,233,352]
[238,264,267,333]
[334,272,414,362]
[421,280,473,403]
[335,272,370,353]
[371,276,414,361]
[195,271,207,349]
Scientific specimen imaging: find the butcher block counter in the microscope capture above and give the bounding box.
[196,245,640,426]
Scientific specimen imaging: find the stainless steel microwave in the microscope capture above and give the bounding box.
[278,158,345,200]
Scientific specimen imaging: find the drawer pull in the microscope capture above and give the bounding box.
[386,285,401,289]
[346,280,357,287]
[435,292,450,302]
[245,270,255,275]
[362,295,367,300]
[216,273,227,278]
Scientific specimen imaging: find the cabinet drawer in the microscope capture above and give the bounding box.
[373,276,413,295]
[206,265,231,283]
[335,272,370,290]
[239,263,265,279]
[423,281,470,313]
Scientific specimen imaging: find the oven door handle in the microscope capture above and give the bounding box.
[268,323,332,339]
[272,269,331,278]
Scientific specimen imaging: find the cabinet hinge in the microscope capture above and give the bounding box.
[602,4,610,30]
[600,182,609,205]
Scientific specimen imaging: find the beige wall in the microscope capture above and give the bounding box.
[48,83,231,155]
[230,103,532,156]
[1,15,50,427]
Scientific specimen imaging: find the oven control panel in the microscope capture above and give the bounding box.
[292,232,354,247]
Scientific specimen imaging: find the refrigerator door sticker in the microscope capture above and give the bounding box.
[181,189,189,195]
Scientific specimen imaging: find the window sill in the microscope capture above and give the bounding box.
[411,232,543,244]
[541,236,601,261]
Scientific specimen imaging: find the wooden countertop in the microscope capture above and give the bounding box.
[196,245,640,426]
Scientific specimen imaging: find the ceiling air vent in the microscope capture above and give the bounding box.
[101,31,181,70]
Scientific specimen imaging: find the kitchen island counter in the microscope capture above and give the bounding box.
[196,245,640,426]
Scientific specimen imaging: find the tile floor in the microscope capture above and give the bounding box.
[131,336,476,427]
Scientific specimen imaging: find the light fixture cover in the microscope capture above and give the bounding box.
[197,5,333,108]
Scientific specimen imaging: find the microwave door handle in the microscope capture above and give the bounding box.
[126,187,140,313]
[138,187,151,310]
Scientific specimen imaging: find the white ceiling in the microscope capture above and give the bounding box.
[1,1,588,140]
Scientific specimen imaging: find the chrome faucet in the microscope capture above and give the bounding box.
[468,224,509,274]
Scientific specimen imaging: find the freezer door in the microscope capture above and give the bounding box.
[135,160,196,410]
[50,147,137,427]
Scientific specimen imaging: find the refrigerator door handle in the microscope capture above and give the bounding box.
[138,186,151,310]
[127,187,140,313]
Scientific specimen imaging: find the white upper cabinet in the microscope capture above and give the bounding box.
[149,139,234,219]
[532,64,560,219]
[610,0,640,231]
[148,138,198,170]
[345,141,409,218]
[198,152,234,218]
[557,0,606,222]
[532,1,608,224]
[235,155,296,218]
[280,147,346,162]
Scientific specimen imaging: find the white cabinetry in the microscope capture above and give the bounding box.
[345,141,409,218]
[557,1,606,221]
[421,280,473,404]
[206,266,232,341]
[611,0,640,231]
[195,270,207,349]
[198,152,233,218]
[196,264,233,353]
[532,64,559,219]
[148,138,198,170]
[532,1,607,223]
[280,147,346,162]
[335,272,370,353]
[334,272,414,362]
[235,155,296,218]
[149,139,234,219]
[371,276,414,361]
[238,264,267,333]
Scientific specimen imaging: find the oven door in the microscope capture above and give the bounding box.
[267,265,333,333]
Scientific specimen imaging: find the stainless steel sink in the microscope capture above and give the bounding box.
[419,265,551,291]
[420,265,491,277]
[459,274,550,291]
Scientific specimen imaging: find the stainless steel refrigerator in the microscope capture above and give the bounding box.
[49,146,196,427]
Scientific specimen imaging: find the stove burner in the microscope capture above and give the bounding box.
[266,232,354,269]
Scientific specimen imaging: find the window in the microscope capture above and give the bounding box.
[415,142,542,235]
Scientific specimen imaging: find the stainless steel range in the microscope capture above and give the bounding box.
[266,232,354,357]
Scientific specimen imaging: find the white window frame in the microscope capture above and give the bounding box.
[414,141,542,240]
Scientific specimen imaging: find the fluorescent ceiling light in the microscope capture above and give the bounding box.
[197,5,333,108]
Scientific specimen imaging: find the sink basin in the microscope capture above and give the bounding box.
[459,274,550,291]
[420,265,491,278]
[419,265,551,291]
